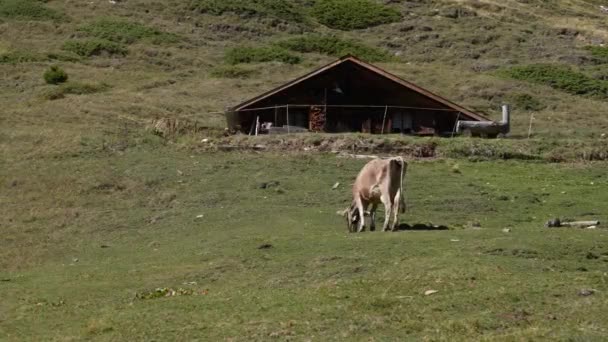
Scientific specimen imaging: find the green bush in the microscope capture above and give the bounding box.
[225,46,301,65]
[277,35,391,62]
[510,93,545,111]
[501,64,608,98]
[210,65,259,78]
[0,50,43,64]
[311,0,401,30]
[190,0,306,23]
[78,18,179,44]
[43,82,110,100]
[43,65,68,85]
[62,39,128,57]
[586,46,608,63]
[0,0,63,20]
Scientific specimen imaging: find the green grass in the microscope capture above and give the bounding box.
[277,35,392,62]
[586,45,608,63]
[78,18,179,45]
[501,64,608,98]
[0,50,43,63]
[62,39,128,57]
[225,46,301,65]
[2,143,608,340]
[0,0,63,21]
[42,81,110,100]
[189,0,307,23]
[311,0,401,30]
[210,65,259,79]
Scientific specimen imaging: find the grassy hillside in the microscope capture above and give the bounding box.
[2,0,608,145]
[2,1,608,340]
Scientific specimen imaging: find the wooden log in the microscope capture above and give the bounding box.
[561,221,600,227]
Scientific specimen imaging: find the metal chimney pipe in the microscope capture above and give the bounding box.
[501,104,510,134]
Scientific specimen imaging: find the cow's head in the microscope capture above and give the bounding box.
[346,202,359,233]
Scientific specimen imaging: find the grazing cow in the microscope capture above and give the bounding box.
[346,157,407,232]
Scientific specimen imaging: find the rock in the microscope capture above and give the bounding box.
[258,181,280,189]
[502,228,511,233]
[332,182,340,190]
[201,138,209,143]
[578,289,596,296]
[424,290,439,296]
[196,214,204,219]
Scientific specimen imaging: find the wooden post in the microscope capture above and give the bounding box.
[527,112,534,139]
[274,106,278,126]
[254,116,260,136]
[287,104,290,134]
[381,106,388,134]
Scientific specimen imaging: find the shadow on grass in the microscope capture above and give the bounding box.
[396,223,450,231]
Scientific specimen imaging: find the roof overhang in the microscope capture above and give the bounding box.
[231,55,490,122]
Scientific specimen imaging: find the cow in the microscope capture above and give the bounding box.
[346,157,407,233]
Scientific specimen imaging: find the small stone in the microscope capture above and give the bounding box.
[424,290,439,296]
[196,214,204,219]
[201,138,209,143]
[502,228,511,233]
[332,182,340,190]
[578,289,595,296]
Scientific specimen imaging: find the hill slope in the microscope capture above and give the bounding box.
[2,0,608,155]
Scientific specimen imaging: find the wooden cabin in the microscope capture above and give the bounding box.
[226,55,490,136]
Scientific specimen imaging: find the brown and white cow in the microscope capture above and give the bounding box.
[346,157,407,232]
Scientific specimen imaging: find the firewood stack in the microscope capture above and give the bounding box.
[308,106,326,132]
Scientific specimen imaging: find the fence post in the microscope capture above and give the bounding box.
[381,106,388,134]
[287,104,290,134]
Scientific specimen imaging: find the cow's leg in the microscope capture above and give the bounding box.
[391,190,401,231]
[356,197,367,232]
[381,195,392,232]
[369,203,378,231]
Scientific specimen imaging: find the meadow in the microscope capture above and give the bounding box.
[2,0,608,340]
[2,142,608,340]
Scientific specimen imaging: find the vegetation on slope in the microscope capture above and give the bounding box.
[277,35,391,62]
[311,0,401,30]
[78,18,179,45]
[62,39,128,57]
[225,46,301,65]
[0,0,63,21]
[502,64,608,98]
[188,0,307,23]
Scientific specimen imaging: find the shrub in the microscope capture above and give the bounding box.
[43,65,68,85]
[62,39,128,57]
[0,50,42,64]
[78,18,179,45]
[190,0,306,23]
[311,0,401,30]
[43,82,110,100]
[586,46,608,63]
[225,46,301,65]
[277,35,391,62]
[210,65,259,78]
[0,0,63,21]
[510,93,545,111]
[501,64,608,98]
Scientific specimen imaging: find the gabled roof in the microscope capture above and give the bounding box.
[232,55,490,122]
